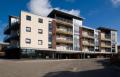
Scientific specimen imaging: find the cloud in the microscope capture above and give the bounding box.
[111,0,120,7]
[28,0,80,17]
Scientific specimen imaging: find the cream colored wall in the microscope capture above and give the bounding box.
[20,11,50,49]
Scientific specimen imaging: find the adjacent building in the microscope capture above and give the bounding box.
[0,42,9,58]
[118,46,120,54]
[4,9,118,59]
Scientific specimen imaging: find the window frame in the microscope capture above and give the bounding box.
[38,29,43,34]
[26,15,31,21]
[26,27,31,32]
[38,18,43,23]
[38,40,43,45]
[25,38,31,44]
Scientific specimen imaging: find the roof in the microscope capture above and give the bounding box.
[82,26,95,31]
[48,9,84,20]
[97,27,117,31]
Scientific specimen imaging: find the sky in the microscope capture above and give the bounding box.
[0,0,120,44]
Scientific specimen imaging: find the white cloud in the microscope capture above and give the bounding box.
[28,0,80,17]
[111,0,120,7]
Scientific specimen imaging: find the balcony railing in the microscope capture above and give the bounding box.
[56,28,73,35]
[10,20,20,30]
[101,44,111,48]
[56,46,73,51]
[6,44,19,50]
[83,48,94,52]
[4,19,20,35]
[101,37,111,41]
[101,34,111,41]
[56,39,73,44]
[56,17,73,27]
[4,33,19,42]
[82,32,94,39]
[82,41,95,46]
[10,33,19,39]
[4,36,10,42]
[101,49,111,52]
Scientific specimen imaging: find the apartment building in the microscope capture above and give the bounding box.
[4,9,118,59]
[118,46,120,54]
[0,42,9,58]
[98,27,118,54]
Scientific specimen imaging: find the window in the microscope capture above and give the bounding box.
[26,15,31,21]
[38,18,43,23]
[38,29,43,34]
[26,27,31,32]
[25,38,31,44]
[38,40,43,45]
[49,23,52,32]
[49,34,52,42]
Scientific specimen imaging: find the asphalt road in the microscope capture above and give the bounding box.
[0,58,120,77]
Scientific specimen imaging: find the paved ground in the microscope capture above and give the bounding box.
[0,58,120,77]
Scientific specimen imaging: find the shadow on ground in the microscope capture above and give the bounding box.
[43,59,119,77]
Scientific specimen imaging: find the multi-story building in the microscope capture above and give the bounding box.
[118,46,120,54]
[98,27,118,54]
[0,42,9,58]
[4,9,118,59]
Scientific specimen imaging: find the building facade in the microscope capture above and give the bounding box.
[118,46,120,54]
[0,42,9,58]
[4,10,118,59]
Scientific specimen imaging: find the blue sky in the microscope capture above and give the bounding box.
[0,0,120,44]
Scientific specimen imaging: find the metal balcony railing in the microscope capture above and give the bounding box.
[56,39,73,44]
[56,17,73,27]
[4,32,19,42]
[56,28,73,35]
[101,44,111,48]
[82,32,94,39]
[4,35,10,42]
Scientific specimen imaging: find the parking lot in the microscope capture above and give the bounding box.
[0,58,120,77]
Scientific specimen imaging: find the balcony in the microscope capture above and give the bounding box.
[4,25,10,35]
[56,28,73,35]
[4,33,19,42]
[82,41,95,47]
[83,48,94,52]
[101,44,111,48]
[56,17,73,27]
[10,33,19,40]
[101,37,111,41]
[10,21,20,30]
[101,34,111,41]
[101,48,111,53]
[82,32,94,39]
[56,45,73,51]
[4,18,20,35]
[56,38,73,44]
[5,44,19,50]
[4,36,10,42]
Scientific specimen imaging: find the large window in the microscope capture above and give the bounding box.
[38,29,43,34]
[26,15,31,21]
[38,40,43,45]
[26,27,31,32]
[25,38,31,44]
